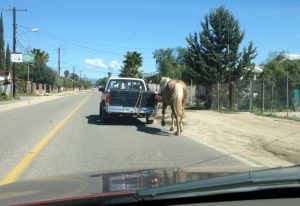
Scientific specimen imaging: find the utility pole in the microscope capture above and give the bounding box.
[73,66,75,91]
[227,44,233,110]
[249,79,252,112]
[54,47,65,76]
[12,7,16,97]
[287,72,289,118]
[55,48,64,92]
[190,79,193,104]
[58,48,60,76]
[26,46,31,82]
[2,7,27,98]
[261,77,265,113]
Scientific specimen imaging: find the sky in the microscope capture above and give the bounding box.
[1,0,300,79]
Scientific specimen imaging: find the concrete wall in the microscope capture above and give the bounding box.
[0,84,11,96]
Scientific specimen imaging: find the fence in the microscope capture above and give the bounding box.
[210,75,300,113]
[13,80,62,95]
[148,76,300,114]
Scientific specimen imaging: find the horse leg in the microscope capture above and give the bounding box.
[170,110,175,131]
[174,114,180,135]
[161,104,166,126]
[179,116,183,133]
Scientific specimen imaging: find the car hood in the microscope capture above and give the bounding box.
[0,166,263,205]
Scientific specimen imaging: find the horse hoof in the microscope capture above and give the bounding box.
[170,127,174,131]
[161,121,165,126]
[175,132,179,136]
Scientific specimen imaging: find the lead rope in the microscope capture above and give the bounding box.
[134,90,144,118]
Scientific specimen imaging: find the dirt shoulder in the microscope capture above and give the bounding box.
[0,91,87,112]
[157,109,300,168]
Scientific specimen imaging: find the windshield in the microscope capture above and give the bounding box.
[0,0,300,204]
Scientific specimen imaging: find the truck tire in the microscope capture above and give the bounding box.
[146,116,154,124]
[100,104,110,123]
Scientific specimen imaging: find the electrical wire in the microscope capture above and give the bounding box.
[17,25,154,59]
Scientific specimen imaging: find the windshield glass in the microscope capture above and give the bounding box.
[0,0,300,204]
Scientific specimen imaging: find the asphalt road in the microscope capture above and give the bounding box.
[0,91,245,184]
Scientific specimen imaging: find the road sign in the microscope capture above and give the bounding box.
[11,53,23,63]
[22,53,35,63]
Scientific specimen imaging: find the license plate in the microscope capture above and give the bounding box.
[124,107,140,112]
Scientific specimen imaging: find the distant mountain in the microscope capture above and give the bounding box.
[85,78,98,83]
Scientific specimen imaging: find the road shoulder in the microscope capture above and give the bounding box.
[156,109,300,168]
[0,91,87,113]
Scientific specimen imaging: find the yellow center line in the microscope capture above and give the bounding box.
[0,94,91,186]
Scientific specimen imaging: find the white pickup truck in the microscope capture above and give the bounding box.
[99,78,159,124]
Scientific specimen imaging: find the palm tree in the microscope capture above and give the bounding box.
[31,48,49,64]
[120,51,143,78]
[64,70,70,78]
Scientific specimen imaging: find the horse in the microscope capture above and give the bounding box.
[159,77,188,135]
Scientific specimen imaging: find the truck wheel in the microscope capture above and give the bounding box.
[100,105,109,123]
[146,116,154,124]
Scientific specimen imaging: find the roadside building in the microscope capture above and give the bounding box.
[0,70,12,96]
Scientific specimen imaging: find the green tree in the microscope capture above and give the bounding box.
[186,6,257,109]
[27,48,52,84]
[54,72,63,89]
[119,51,143,78]
[70,72,79,81]
[64,70,70,78]
[64,78,73,88]
[5,44,11,71]
[0,13,5,70]
[262,52,285,85]
[153,48,174,77]
[263,52,300,86]
[82,80,92,89]
[262,52,300,111]
[153,47,191,82]
[96,77,108,86]
[238,42,257,79]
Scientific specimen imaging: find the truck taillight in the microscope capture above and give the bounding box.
[154,94,159,104]
[105,92,110,105]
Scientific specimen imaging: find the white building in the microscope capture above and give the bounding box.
[0,70,12,96]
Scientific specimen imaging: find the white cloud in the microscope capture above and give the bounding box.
[109,60,122,70]
[85,58,107,69]
[285,54,300,60]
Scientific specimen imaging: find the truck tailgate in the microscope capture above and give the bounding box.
[109,90,156,107]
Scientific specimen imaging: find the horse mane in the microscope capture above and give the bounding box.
[159,77,171,93]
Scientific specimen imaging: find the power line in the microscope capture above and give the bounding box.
[31,30,154,58]
[35,31,124,56]
[30,29,155,51]
[11,25,155,59]
[17,40,26,51]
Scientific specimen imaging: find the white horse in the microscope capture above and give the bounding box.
[159,77,188,135]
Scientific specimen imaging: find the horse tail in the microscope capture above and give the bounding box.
[172,83,184,118]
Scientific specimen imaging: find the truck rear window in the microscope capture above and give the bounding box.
[107,80,145,91]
